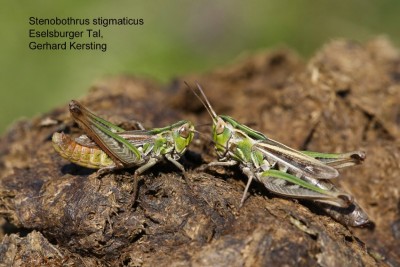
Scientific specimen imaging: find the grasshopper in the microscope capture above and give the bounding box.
[190,84,369,227]
[52,100,194,201]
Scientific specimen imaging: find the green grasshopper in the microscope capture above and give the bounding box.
[52,100,194,201]
[190,84,369,227]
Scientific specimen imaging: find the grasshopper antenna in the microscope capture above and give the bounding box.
[184,82,218,121]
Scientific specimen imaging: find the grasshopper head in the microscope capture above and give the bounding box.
[212,116,233,157]
[173,121,195,155]
[188,83,233,158]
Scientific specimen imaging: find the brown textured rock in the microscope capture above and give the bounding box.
[1,37,399,266]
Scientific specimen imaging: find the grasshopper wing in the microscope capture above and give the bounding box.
[69,100,143,166]
[302,151,366,169]
[254,138,339,179]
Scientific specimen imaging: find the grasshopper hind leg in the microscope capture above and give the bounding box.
[319,202,370,227]
[257,170,353,208]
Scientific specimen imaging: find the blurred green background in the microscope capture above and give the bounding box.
[1,0,399,134]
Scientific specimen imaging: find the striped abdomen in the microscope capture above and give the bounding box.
[52,132,115,169]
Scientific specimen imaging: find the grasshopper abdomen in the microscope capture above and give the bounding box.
[52,132,115,169]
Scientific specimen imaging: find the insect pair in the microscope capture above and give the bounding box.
[52,84,369,226]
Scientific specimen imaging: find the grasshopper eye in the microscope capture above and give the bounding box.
[179,125,190,138]
[215,117,225,135]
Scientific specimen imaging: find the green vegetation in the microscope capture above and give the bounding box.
[1,0,399,133]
